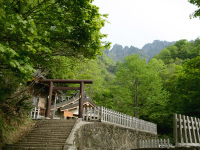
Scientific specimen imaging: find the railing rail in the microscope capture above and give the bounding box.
[173,113,200,146]
[139,139,171,148]
[83,106,157,134]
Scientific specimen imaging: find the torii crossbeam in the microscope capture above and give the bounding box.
[40,79,93,118]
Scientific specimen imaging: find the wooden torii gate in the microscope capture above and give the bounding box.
[40,79,93,118]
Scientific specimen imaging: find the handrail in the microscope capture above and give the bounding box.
[83,106,157,134]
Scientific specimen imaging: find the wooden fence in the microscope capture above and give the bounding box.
[173,113,200,146]
[139,139,171,148]
[82,106,157,134]
[30,107,40,119]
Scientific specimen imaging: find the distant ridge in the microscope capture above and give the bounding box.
[105,40,175,62]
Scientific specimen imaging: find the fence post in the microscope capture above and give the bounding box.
[173,113,178,146]
[101,106,103,121]
[183,115,188,144]
[105,107,107,121]
[86,107,89,121]
[122,114,124,126]
[114,110,116,123]
[97,107,99,120]
[187,116,192,143]
[195,117,200,143]
[33,107,36,119]
[108,108,110,122]
[94,107,96,120]
[90,107,93,120]
[37,107,40,119]
[117,111,119,124]
[191,116,197,143]
[167,138,170,148]
[129,116,132,127]
[132,117,135,128]
[83,107,85,121]
[178,114,183,144]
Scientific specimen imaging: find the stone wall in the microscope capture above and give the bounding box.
[74,122,157,150]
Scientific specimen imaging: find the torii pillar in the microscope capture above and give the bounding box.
[40,79,93,118]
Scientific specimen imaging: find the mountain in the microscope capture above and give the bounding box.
[142,40,175,61]
[105,40,175,62]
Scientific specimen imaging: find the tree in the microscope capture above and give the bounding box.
[188,0,200,18]
[113,54,170,122]
[177,56,200,117]
[115,54,146,117]
[0,0,110,144]
[0,0,110,82]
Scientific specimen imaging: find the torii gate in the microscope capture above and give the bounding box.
[40,79,93,118]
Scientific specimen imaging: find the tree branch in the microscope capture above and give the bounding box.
[23,0,48,19]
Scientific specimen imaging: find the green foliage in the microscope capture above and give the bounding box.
[0,74,33,144]
[0,0,109,81]
[154,39,200,64]
[177,56,200,117]
[189,0,200,18]
[1,0,200,142]
[108,55,170,131]
[0,0,109,145]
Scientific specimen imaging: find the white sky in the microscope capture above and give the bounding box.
[92,0,200,49]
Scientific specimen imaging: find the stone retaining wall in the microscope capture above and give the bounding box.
[74,122,157,150]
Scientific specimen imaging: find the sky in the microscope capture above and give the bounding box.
[92,0,200,49]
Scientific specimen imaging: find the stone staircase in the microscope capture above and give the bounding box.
[3,119,77,150]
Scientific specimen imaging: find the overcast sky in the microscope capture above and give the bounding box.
[92,0,200,49]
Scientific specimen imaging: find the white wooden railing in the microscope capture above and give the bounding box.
[139,139,172,148]
[30,107,40,119]
[83,107,101,121]
[174,114,200,147]
[83,106,157,134]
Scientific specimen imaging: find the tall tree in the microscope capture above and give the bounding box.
[115,54,146,117]
[0,0,109,82]
[177,56,200,117]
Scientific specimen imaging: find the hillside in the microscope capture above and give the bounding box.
[104,44,145,62]
[105,40,175,62]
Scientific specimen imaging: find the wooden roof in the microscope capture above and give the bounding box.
[60,92,97,111]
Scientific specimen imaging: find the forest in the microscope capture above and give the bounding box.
[1,0,200,145]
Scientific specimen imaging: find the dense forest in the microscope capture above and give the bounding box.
[1,0,200,146]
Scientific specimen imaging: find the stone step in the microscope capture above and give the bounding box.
[38,121,76,123]
[25,133,69,136]
[3,146,63,150]
[26,132,70,136]
[34,127,73,130]
[19,139,66,143]
[21,137,67,140]
[28,131,71,134]
[34,125,73,127]
[36,124,75,126]
[31,128,73,131]
[24,135,69,139]
[27,130,71,134]
[39,120,76,124]
[3,119,77,150]
[13,142,64,147]
[17,141,66,145]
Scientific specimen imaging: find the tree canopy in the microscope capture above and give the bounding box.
[0,0,109,81]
